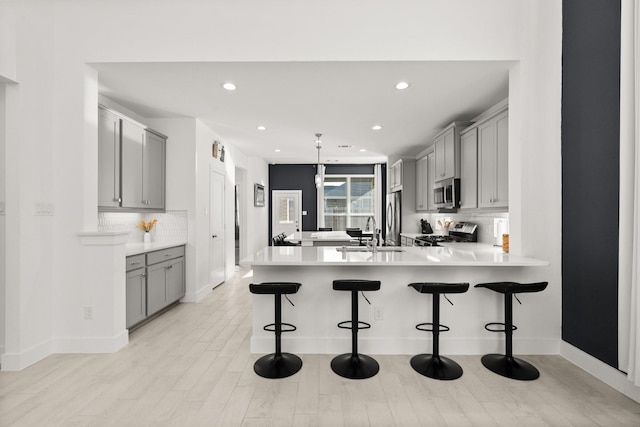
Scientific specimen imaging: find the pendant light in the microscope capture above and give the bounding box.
[314,133,323,188]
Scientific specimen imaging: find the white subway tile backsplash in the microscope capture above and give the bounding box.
[426,211,508,244]
[98,211,188,244]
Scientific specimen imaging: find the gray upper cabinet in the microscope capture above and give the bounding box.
[478,109,508,208]
[98,105,166,212]
[142,131,166,210]
[460,127,478,209]
[121,118,147,209]
[98,108,121,208]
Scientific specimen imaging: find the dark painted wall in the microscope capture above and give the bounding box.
[268,163,385,245]
[561,0,620,368]
[269,164,319,242]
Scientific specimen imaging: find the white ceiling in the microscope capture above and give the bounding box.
[93,61,512,164]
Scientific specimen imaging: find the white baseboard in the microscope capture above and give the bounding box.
[251,336,560,356]
[182,282,213,303]
[53,330,129,353]
[560,341,640,403]
[0,339,53,371]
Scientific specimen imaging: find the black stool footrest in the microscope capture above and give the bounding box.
[415,322,450,333]
[484,322,517,333]
[263,322,297,333]
[337,320,371,330]
[481,354,540,380]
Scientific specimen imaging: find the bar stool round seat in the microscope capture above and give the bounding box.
[408,282,469,380]
[475,281,548,381]
[331,279,381,379]
[249,282,302,379]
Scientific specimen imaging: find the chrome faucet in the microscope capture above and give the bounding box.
[366,216,378,252]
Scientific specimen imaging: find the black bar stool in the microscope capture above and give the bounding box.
[475,281,548,380]
[331,279,381,379]
[408,282,469,380]
[249,282,302,378]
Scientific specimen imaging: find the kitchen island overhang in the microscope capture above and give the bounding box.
[241,245,553,356]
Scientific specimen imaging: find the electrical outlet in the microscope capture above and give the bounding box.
[374,306,383,320]
[83,306,93,320]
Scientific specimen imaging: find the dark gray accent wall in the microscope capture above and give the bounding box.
[269,164,319,242]
[561,0,620,368]
[268,163,386,245]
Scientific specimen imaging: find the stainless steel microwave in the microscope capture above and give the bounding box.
[434,178,460,210]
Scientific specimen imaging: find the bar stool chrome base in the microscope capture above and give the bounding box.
[254,352,303,379]
[481,354,540,381]
[410,354,463,380]
[331,353,379,380]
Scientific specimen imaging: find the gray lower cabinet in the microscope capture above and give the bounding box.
[125,245,185,329]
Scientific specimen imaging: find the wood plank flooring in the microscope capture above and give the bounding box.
[1,267,640,426]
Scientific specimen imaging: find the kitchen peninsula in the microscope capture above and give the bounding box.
[241,245,550,357]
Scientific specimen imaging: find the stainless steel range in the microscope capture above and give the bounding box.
[414,222,478,246]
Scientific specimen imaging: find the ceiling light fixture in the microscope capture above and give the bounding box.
[360,149,367,152]
[222,82,236,91]
[314,133,324,189]
[274,149,281,152]
[257,125,267,131]
[395,81,410,90]
[372,125,383,130]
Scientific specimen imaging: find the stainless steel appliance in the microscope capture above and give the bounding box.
[433,178,460,211]
[385,192,401,246]
[414,221,478,246]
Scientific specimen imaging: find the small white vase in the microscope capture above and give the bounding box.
[143,232,151,244]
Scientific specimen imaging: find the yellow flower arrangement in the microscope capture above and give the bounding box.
[137,219,158,232]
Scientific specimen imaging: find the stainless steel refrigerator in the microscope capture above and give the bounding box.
[385,191,401,246]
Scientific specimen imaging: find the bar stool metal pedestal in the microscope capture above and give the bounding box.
[331,279,381,379]
[475,281,548,381]
[408,282,469,380]
[249,282,302,379]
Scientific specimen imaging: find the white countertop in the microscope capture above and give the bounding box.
[285,231,353,242]
[240,244,548,267]
[126,241,186,256]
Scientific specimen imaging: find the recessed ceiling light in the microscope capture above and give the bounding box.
[395,81,410,90]
[257,125,267,131]
[360,149,367,152]
[222,82,236,91]
[372,125,383,131]
[274,149,281,152]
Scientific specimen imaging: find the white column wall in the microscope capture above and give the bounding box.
[1,0,564,371]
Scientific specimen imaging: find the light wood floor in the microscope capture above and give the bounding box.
[2,268,640,426]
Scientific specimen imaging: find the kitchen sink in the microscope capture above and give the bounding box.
[336,246,405,253]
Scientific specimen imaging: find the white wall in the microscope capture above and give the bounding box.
[1,0,562,371]
[0,83,6,356]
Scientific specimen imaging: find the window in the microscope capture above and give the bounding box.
[323,175,375,231]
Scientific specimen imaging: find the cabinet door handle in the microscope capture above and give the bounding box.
[164,253,171,257]
[130,260,141,265]
[166,265,173,269]
[212,235,217,238]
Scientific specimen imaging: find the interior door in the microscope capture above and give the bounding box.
[210,171,225,288]
[271,190,302,238]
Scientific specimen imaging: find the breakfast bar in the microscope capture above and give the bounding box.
[241,245,551,357]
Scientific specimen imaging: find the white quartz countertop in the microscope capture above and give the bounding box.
[126,241,187,256]
[240,244,548,267]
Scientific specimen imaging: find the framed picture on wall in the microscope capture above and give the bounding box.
[254,184,265,207]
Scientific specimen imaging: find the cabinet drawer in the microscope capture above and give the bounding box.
[147,245,185,265]
[126,254,146,272]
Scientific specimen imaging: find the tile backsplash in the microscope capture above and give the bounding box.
[98,210,188,244]
[425,211,509,245]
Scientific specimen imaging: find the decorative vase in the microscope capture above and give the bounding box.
[143,232,151,244]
